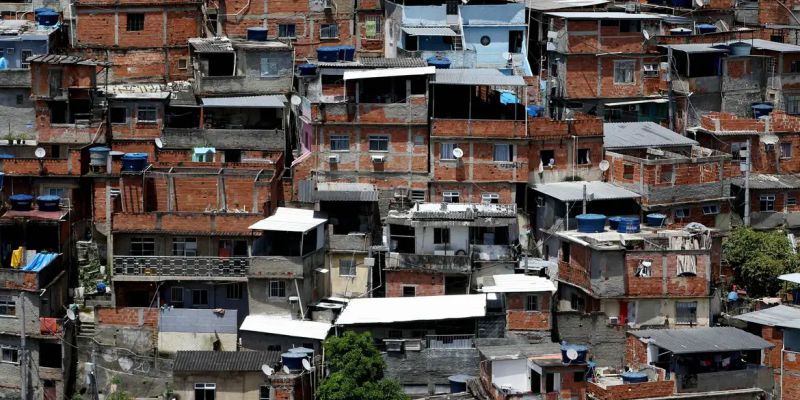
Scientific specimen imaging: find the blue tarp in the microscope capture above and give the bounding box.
[499,91,520,105]
[22,253,57,272]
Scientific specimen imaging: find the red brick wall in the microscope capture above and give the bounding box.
[506,293,551,331]
[625,334,648,367]
[587,380,674,400]
[564,55,660,99]
[95,306,158,328]
[75,8,200,49]
[783,350,800,400]
[625,251,710,297]
[560,243,591,292]
[385,271,444,297]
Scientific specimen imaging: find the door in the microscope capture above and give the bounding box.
[531,370,541,393]
[508,31,524,53]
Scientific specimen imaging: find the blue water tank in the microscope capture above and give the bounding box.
[9,194,33,211]
[576,214,606,233]
[247,27,268,41]
[752,103,774,118]
[729,42,752,56]
[88,146,111,167]
[298,63,318,76]
[646,213,667,227]
[317,46,340,62]
[96,282,107,294]
[560,344,588,364]
[448,375,472,393]
[289,347,314,359]
[617,217,641,233]
[121,153,149,172]
[696,24,717,34]
[426,56,451,69]
[621,371,649,384]
[670,28,692,36]
[37,10,59,27]
[0,154,14,160]
[338,45,355,61]
[36,195,61,211]
[608,216,624,230]
[527,105,543,117]
[281,352,306,371]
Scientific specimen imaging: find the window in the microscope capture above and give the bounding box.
[525,295,539,311]
[226,283,243,300]
[481,193,500,204]
[792,60,800,73]
[442,191,460,203]
[329,135,349,151]
[659,165,673,184]
[1,346,19,364]
[0,295,15,316]
[619,20,641,33]
[574,371,586,383]
[110,107,127,124]
[613,60,636,84]
[787,95,800,114]
[674,208,690,218]
[130,237,155,256]
[414,135,425,146]
[402,286,416,297]
[675,301,698,325]
[570,293,584,311]
[493,144,513,162]
[320,23,339,39]
[177,59,188,70]
[20,49,32,69]
[126,13,145,32]
[364,15,382,39]
[15,94,23,105]
[269,280,286,298]
[731,141,748,160]
[433,228,450,244]
[194,383,216,400]
[170,287,184,307]
[172,238,198,256]
[136,105,157,123]
[677,254,697,276]
[259,386,270,400]
[789,197,798,206]
[260,57,281,77]
[643,63,658,78]
[278,23,296,38]
[702,204,719,215]
[410,189,426,202]
[760,195,776,211]
[781,142,793,158]
[561,241,570,262]
[635,260,652,277]
[540,150,555,167]
[339,259,356,276]
[623,164,634,180]
[440,143,457,160]
[577,148,591,165]
[480,35,491,46]
[192,289,209,306]
[47,188,65,198]
[369,135,389,152]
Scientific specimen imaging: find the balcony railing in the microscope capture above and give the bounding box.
[113,256,249,278]
[426,334,475,350]
[386,252,471,274]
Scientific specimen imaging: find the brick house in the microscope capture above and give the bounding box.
[477,274,557,340]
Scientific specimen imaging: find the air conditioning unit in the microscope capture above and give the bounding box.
[384,339,403,352]
[288,296,300,303]
[608,316,619,325]
[328,154,339,163]
[371,155,385,163]
[363,257,375,267]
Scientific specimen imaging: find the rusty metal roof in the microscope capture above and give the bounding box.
[27,54,110,66]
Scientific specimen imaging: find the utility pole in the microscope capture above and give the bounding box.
[667,46,675,131]
[19,293,27,400]
[744,138,752,227]
[582,183,587,214]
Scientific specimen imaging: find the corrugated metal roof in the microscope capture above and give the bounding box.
[335,294,487,325]
[189,37,234,53]
[174,350,281,372]
[240,315,332,340]
[315,182,379,202]
[734,305,800,327]
[511,0,609,11]
[27,54,109,66]
[533,181,640,202]
[731,174,800,190]
[744,39,800,53]
[343,66,435,80]
[433,69,526,86]
[402,26,458,36]
[659,44,730,54]
[248,207,327,232]
[477,341,561,361]
[604,122,698,150]
[630,327,774,354]
[544,11,664,19]
[201,95,286,108]
[390,203,517,221]
[106,84,171,100]
[478,274,557,294]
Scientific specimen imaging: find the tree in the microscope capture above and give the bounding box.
[723,227,799,297]
[317,331,408,400]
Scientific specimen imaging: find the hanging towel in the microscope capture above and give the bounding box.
[10,246,23,268]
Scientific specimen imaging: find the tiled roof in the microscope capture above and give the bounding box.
[174,351,281,372]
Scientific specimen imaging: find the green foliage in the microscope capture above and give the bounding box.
[317,331,408,400]
[723,228,800,297]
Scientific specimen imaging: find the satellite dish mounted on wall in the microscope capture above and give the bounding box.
[642,30,650,41]
[695,0,704,7]
[291,95,302,106]
[66,308,76,321]
[452,147,464,159]
[282,365,291,374]
[302,358,312,371]
[262,364,274,376]
[35,147,46,158]
[566,348,579,361]
[154,138,164,149]
[599,160,610,172]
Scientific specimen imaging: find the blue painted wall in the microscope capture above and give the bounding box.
[159,281,249,326]
[0,34,49,69]
[463,26,526,67]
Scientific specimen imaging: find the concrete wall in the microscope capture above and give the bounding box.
[600,298,711,328]
[158,308,239,353]
[384,348,479,386]
[491,358,528,393]
[174,371,267,400]
[416,225,469,254]
[555,312,627,368]
[328,252,369,298]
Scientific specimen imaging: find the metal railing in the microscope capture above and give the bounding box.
[425,334,475,350]
[113,256,250,277]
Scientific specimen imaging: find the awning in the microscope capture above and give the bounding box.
[605,98,668,107]
[779,272,800,285]
[433,69,526,86]
[343,66,436,81]
[248,207,327,233]
[316,182,379,202]
[201,95,286,108]
[401,26,458,36]
[240,315,332,340]
[478,274,557,294]
[629,327,773,354]
[335,294,486,325]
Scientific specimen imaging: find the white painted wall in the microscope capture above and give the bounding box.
[491,359,528,393]
[415,226,469,254]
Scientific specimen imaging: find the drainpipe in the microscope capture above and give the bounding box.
[781,345,785,399]
[294,278,305,319]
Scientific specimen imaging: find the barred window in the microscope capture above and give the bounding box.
[675,301,698,325]
[320,24,339,39]
[364,15,382,39]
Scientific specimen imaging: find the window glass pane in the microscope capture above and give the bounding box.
[441,143,455,160]
[330,135,349,151]
[369,136,389,151]
[493,144,512,162]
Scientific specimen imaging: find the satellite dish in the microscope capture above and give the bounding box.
[66,308,76,321]
[548,158,555,167]
[291,95,302,106]
[154,138,164,149]
[282,365,291,374]
[566,348,579,361]
[599,160,610,172]
[261,364,274,376]
[643,30,650,41]
[34,147,46,159]
[694,0,704,6]
[452,147,464,159]
[302,358,312,371]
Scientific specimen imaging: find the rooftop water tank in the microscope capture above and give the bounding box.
[37,10,59,27]
[576,214,606,233]
[729,41,752,56]
[121,153,149,172]
[696,24,717,34]
[247,27,268,41]
[338,45,355,61]
[298,63,318,76]
[36,195,61,212]
[88,147,111,167]
[621,371,649,384]
[752,103,774,118]
[448,375,472,393]
[288,347,314,359]
[646,213,667,227]
[670,28,692,36]
[609,216,624,230]
[617,216,641,233]
[281,352,306,372]
[317,46,340,62]
[9,194,33,211]
[560,344,588,364]
[426,56,451,69]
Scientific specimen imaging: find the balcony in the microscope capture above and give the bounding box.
[112,256,249,281]
[558,260,591,292]
[672,76,721,94]
[471,245,516,262]
[675,365,772,393]
[386,252,471,274]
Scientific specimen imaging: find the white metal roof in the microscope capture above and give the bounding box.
[734,305,800,327]
[201,95,286,108]
[343,66,436,81]
[239,315,332,340]
[544,11,664,20]
[479,274,557,294]
[533,181,641,202]
[605,98,668,107]
[248,207,328,232]
[401,26,458,36]
[514,0,609,11]
[779,272,800,285]
[335,294,487,325]
[433,69,526,86]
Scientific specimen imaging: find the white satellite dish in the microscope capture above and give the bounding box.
[291,95,302,106]
[262,364,274,376]
[154,138,164,149]
[282,365,291,374]
[599,160,610,172]
[301,358,312,371]
[452,147,464,159]
[34,147,46,159]
[66,308,76,321]
[694,0,704,6]
[566,348,579,361]
[643,30,650,41]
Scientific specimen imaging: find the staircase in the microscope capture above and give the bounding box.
[78,320,96,338]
